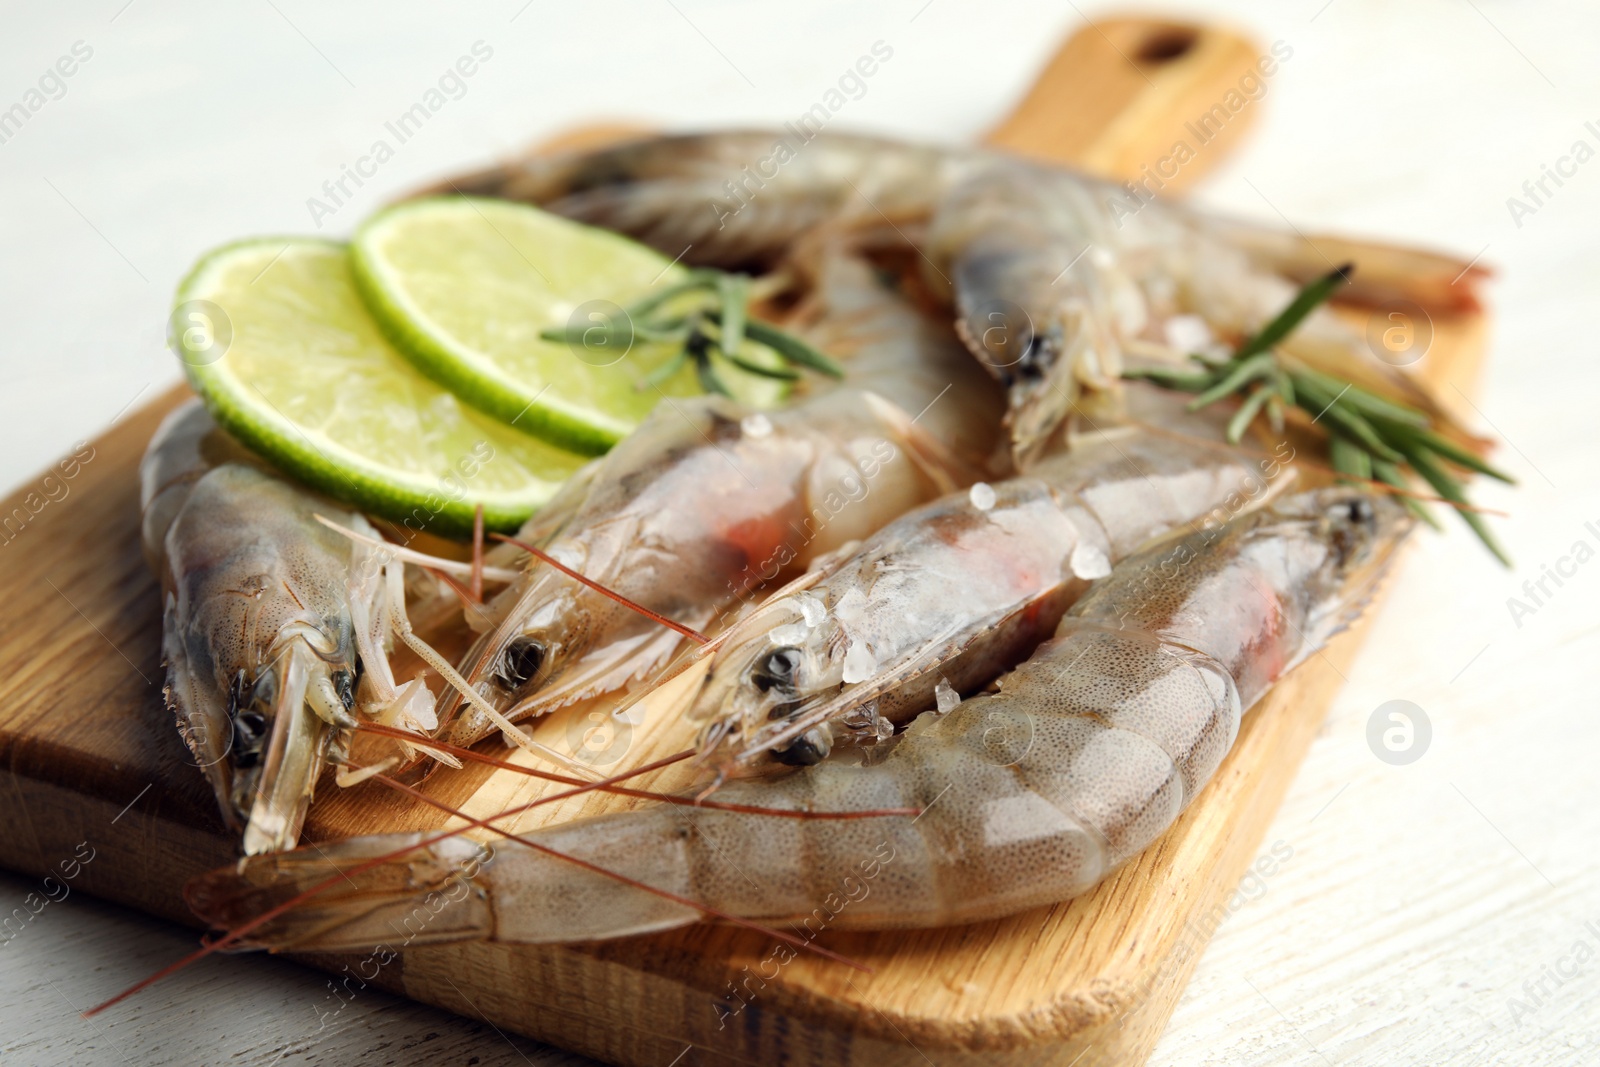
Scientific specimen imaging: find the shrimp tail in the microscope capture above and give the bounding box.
[1215,220,1489,313]
[187,816,705,951]
[186,834,499,952]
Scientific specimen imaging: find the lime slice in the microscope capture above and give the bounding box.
[174,238,589,536]
[350,197,787,454]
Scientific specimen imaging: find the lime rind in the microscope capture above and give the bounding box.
[176,237,589,536]
[350,197,787,454]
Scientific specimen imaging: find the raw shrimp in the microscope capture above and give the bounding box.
[920,162,1483,465]
[790,239,1006,470]
[688,424,1285,766]
[142,400,438,853]
[441,130,986,269]
[445,129,1482,463]
[444,388,974,748]
[186,488,1409,948]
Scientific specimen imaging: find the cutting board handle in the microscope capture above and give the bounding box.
[515,16,1265,194]
[984,16,1266,190]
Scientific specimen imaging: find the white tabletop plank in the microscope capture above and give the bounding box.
[2,2,1595,1064]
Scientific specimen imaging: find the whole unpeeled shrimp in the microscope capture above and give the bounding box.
[687,425,1287,766]
[142,400,437,853]
[445,388,972,748]
[442,130,986,269]
[187,488,1408,947]
[447,129,1483,464]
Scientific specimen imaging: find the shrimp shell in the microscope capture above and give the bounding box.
[142,400,436,853]
[186,488,1409,948]
[687,425,1285,766]
[444,388,972,747]
[446,128,1485,456]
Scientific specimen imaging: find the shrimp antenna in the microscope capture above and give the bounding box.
[490,533,710,645]
[353,722,920,821]
[471,504,485,603]
[84,743,878,1017]
[1123,419,1509,517]
[442,531,718,734]
[524,563,842,742]
[312,514,521,583]
[83,747,700,1017]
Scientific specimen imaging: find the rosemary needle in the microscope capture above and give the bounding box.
[1124,265,1514,563]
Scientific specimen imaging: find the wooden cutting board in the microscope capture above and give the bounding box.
[0,16,1489,1067]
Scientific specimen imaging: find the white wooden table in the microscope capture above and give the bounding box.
[3,2,1596,1063]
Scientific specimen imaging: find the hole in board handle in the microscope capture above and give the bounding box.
[1136,28,1198,64]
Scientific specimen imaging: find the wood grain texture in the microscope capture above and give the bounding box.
[0,15,1488,1067]
[984,16,1263,190]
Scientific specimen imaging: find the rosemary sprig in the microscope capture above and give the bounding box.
[1123,264,1514,564]
[539,267,841,396]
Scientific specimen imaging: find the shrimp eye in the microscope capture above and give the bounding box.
[752,647,801,693]
[233,710,268,768]
[1346,498,1374,525]
[772,728,830,766]
[332,669,356,711]
[495,637,546,689]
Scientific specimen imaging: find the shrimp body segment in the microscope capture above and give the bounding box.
[448,389,968,746]
[187,489,1408,948]
[690,428,1285,766]
[142,400,434,854]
